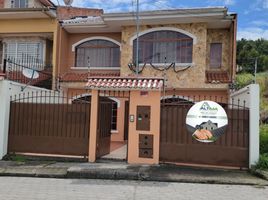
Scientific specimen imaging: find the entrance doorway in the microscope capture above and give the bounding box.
[75,93,130,162]
[100,98,129,161]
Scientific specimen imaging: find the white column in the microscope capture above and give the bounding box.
[248,84,260,168]
[0,80,10,159]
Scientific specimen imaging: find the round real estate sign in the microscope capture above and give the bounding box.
[186,100,228,143]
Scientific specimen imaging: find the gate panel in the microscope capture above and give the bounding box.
[160,103,249,168]
[8,94,90,156]
[96,100,113,158]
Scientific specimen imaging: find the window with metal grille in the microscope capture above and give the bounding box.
[4,42,44,69]
[75,39,120,68]
[111,102,117,130]
[210,43,222,68]
[11,0,28,8]
[5,42,43,60]
[133,30,193,64]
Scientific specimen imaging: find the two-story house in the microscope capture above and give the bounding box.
[57,7,237,144]
[0,0,57,88]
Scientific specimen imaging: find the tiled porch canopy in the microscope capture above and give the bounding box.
[85,77,164,91]
[205,71,231,83]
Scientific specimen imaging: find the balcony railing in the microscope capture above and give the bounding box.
[2,55,53,89]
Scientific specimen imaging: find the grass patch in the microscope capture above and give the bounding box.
[256,153,268,170]
[4,154,27,163]
[235,73,254,89]
[236,72,268,114]
[256,125,268,170]
[260,125,268,154]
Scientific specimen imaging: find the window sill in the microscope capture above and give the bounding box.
[71,67,120,70]
[111,130,119,134]
[140,63,195,67]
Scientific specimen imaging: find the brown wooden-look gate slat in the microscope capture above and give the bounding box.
[160,103,249,168]
[8,94,91,156]
[96,99,113,158]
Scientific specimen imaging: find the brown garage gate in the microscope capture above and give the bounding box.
[8,91,91,157]
[160,100,249,168]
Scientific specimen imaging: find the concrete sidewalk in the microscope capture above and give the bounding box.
[0,160,268,186]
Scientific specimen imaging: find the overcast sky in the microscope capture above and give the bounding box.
[52,0,268,40]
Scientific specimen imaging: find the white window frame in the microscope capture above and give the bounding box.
[4,41,45,69]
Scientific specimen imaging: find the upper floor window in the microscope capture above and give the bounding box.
[4,42,44,69]
[133,30,193,64]
[210,43,222,68]
[11,0,28,8]
[75,39,120,68]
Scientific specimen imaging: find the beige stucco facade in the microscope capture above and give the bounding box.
[120,23,232,90]
[59,22,235,90]
[206,29,231,71]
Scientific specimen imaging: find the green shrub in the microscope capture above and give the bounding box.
[260,125,268,154]
[235,73,254,89]
[256,153,268,169]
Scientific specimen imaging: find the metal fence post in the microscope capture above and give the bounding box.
[3,59,7,74]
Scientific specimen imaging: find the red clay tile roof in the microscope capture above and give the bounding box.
[60,71,120,82]
[206,71,231,83]
[86,77,164,91]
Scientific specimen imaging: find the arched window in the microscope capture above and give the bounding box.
[75,39,120,68]
[133,30,193,64]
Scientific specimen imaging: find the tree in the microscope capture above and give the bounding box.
[237,39,268,73]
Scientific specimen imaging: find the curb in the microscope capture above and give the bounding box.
[251,169,268,181]
[1,164,268,186]
[0,167,67,179]
[66,167,268,186]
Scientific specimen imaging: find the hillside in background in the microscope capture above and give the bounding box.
[235,72,268,123]
[237,39,268,73]
[236,38,268,123]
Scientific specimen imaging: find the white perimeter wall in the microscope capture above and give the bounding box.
[230,84,260,168]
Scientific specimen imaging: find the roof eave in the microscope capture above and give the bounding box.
[103,7,229,19]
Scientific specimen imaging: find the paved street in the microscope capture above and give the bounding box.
[0,177,268,200]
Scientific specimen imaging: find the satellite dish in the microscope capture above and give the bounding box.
[64,0,73,6]
[22,68,39,79]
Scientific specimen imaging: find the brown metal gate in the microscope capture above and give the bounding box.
[8,92,90,156]
[96,98,113,158]
[160,102,249,168]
